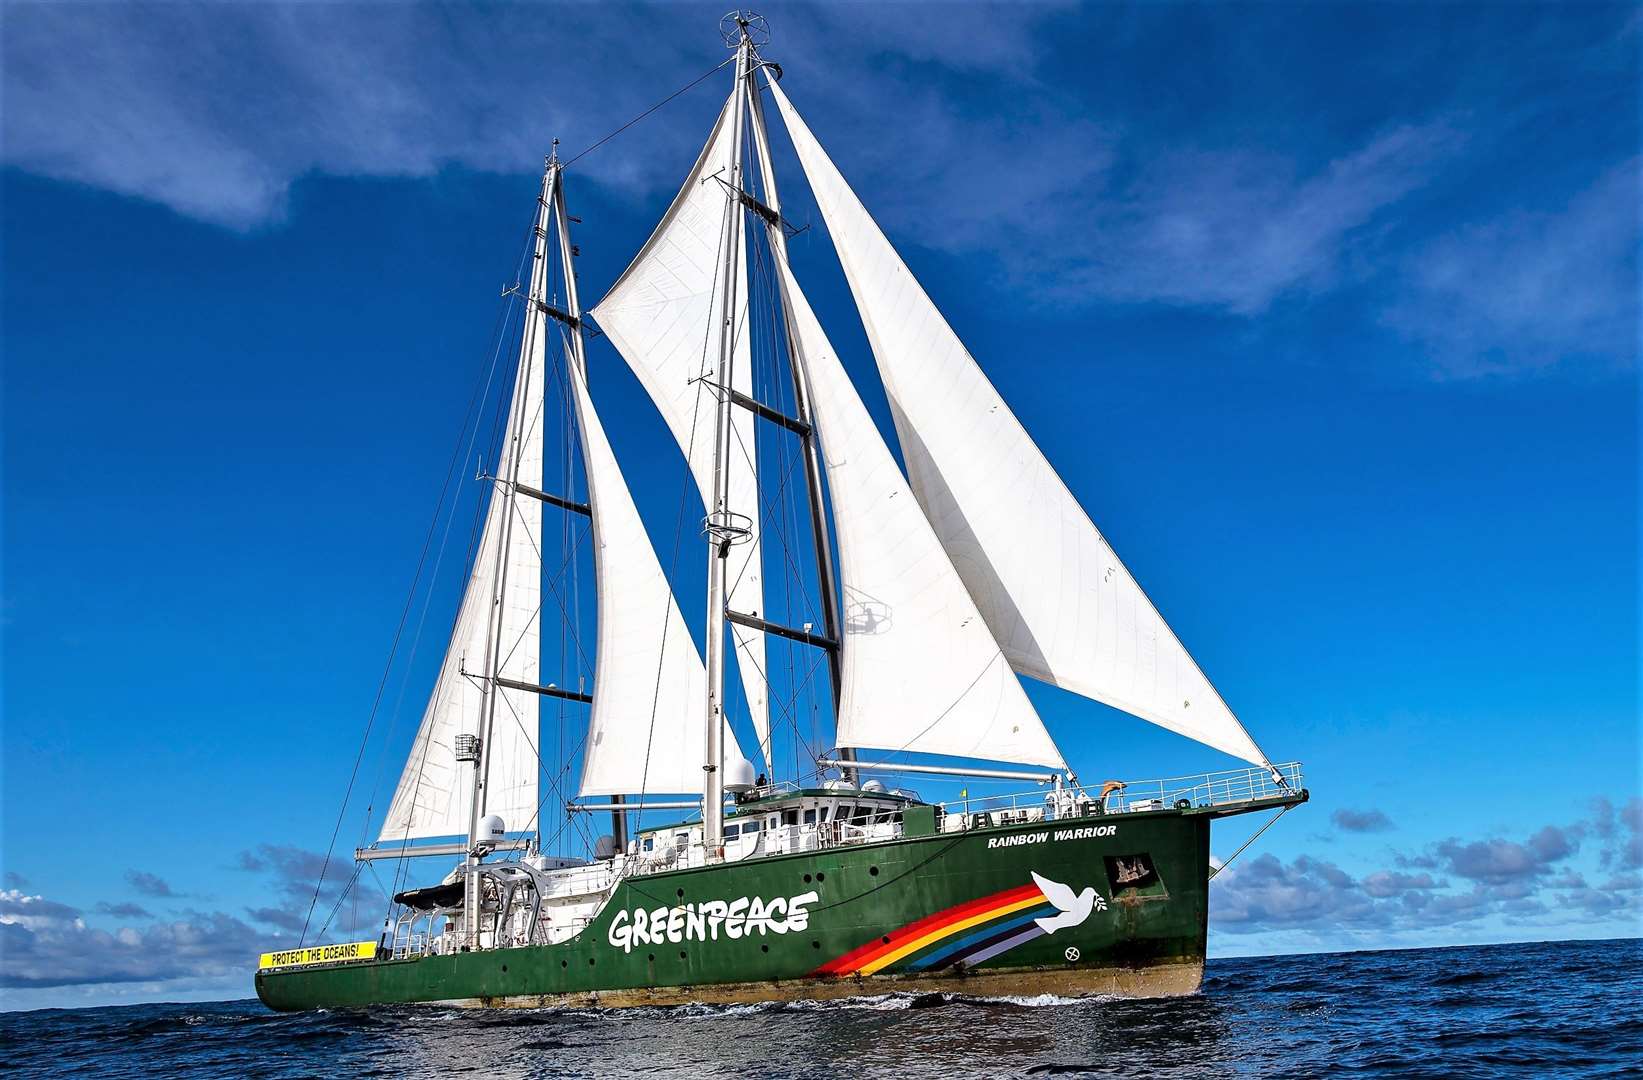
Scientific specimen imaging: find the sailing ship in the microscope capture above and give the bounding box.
[255,13,1306,1011]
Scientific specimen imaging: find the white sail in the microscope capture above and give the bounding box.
[769,81,1273,769]
[775,256,1064,769]
[589,90,770,768]
[568,358,721,797]
[378,300,544,843]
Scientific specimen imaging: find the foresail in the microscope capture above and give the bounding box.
[776,257,1064,770]
[769,81,1273,769]
[378,309,544,843]
[589,91,770,768]
[571,358,738,797]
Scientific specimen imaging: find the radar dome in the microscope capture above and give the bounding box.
[862,779,888,793]
[724,755,757,794]
[479,815,506,845]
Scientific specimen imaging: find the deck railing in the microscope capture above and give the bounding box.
[1106,761,1304,813]
[935,762,1304,824]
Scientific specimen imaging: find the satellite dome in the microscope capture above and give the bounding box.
[724,755,757,794]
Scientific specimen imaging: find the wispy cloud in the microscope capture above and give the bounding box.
[0,2,1065,229]
[3,3,1633,382]
[1381,160,1640,378]
[1041,123,1459,315]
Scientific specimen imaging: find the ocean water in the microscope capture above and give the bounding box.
[3,939,1638,1078]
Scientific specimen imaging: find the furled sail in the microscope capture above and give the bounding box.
[568,355,724,797]
[378,302,544,843]
[589,90,770,768]
[775,256,1065,769]
[769,81,1273,769]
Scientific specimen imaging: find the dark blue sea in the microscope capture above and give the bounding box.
[3,939,1638,1078]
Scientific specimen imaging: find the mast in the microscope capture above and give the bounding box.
[701,22,755,851]
[464,159,553,944]
[544,150,628,853]
[742,50,854,782]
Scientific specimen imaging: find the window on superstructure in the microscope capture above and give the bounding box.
[724,824,741,840]
[803,809,817,825]
[782,810,799,826]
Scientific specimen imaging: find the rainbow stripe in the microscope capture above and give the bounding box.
[814,882,1056,977]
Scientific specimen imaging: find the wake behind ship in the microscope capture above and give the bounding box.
[256,12,1307,1012]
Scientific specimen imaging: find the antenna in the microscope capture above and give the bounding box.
[719,10,769,48]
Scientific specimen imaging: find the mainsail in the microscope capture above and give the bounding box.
[768,80,1273,769]
[775,255,1064,769]
[591,90,770,768]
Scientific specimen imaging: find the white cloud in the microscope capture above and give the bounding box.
[1038,122,1459,314]
[0,2,1070,229]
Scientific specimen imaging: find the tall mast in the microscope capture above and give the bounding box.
[544,150,628,853]
[702,22,755,851]
[464,159,553,945]
[742,51,853,781]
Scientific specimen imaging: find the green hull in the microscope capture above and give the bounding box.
[254,806,1266,1010]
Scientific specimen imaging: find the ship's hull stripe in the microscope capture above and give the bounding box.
[906,908,1051,971]
[817,882,1052,976]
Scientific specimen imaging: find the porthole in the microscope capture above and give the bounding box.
[816,872,826,882]
[761,944,769,953]
[812,940,821,949]
[679,950,687,960]
[588,957,596,966]
[803,873,812,883]
[881,935,890,945]
[869,866,879,877]
[647,953,656,962]
[501,964,508,973]
[677,888,685,899]
[560,960,568,969]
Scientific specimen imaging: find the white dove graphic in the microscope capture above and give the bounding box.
[1031,871,1103,935]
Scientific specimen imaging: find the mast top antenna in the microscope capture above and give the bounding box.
[719,10,769,48]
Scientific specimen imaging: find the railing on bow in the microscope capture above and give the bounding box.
[1105,761,1304,813]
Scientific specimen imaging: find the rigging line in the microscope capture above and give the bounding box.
[297,298,518,946]
[356,294,521,854]
[386,401,504,902]
[372,210,541,912]
[731,631,829,771]
[1208,805,1294,881]
[314,861,367,941]
[381,300,525,898]
[563,57,737,169]
[490,682,588,847]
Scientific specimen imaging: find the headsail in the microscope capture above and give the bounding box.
[775,255,1064,770]
[590,90,770,768]
[378,278,544,844]
[568,356,718,797]
[768,80,1273,769]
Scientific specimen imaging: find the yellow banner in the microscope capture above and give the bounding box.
[258,940,378,970]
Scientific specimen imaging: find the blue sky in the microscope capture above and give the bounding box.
[2,2,1638,1010]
